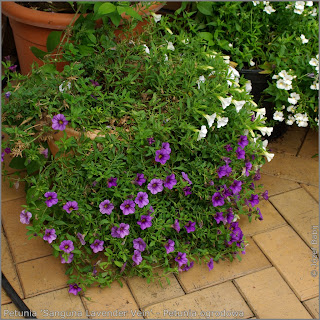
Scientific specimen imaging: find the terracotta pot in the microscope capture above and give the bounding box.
[2,1,164,75]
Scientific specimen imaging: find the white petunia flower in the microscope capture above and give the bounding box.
[59,81,71,93]
[216,116,229,128]
[258,126,273,136]
[276,79,292,90]
[262,139,268,150]
[223,56,230,64]
[286,115,295,125]
[164,54,168,62]
[232,100,246,113]
[143,44,150,54]
[197,125,208,141]
[196,76,206,89]
[218,96,233,109]
[310,82,319,90]
[181,38,189,44]
[278,70,294,82]
[249,59,255,66]
[287,105,296,113]
[309,57,319,67]
[204,113,217,128]
[151,12,161,23]
[273,111,285,122]
[272,74,279,79]
[300,34,309,44]
[252,1,260,6]
[264,5,276,14]
[288,92,301,105]
[295,1,305,10]
[264,150,275,162]
[165,27,173,35]
[306,1,313,6]
[296,120,309,127]
[167,42,175,51]
[256,108,266,118]
[245,80,252,93]
[310,8,317,16]
[228,43,233,47]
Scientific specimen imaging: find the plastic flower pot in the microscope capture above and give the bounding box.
[2,1,164,75]
[240,68,287,140]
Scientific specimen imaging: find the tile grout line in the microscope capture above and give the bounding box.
[296,127,310,157]
[79,294,91,319]
[299,183,319,203]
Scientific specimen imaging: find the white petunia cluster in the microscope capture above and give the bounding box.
[309,54,319,90]
[294,113,309,127]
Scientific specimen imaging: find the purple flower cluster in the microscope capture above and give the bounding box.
[165,239,175,254]
[44,192,58,207]
[217,165,232,178]
[134,173,146,186]
[63,201,78,213]
[107,177,117,188]
[137,215,153,230]
[111,223,130,238]
[227,222,244,247]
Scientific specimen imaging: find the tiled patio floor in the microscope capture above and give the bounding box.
[1,126,319,319]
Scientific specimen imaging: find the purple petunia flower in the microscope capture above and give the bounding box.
[253,170,261,181]
[207,258,214,271]
[224,144,233,152]
[220,184,233,199]
[117,223,130,238]
[133,238,146,252]
[181,261,194,272]
[238,135,248,149]
[147,137,155,145]
[90,239,104,253]
[1,152,4,162]
[90,79,100,87]
[60,240,74,253]
[20,210,32,224]
[107,177,117,188]
[245,162,252,177]
[4,148,11,154]
[44,192,58,207]
[257,207,263,220]
[214,212,225,224]
[5,92,11,99]
[132,250,142,265]
[162,142,171,153]
[8,65,17,72]
[212,192,225,207]
[137,215,153,230]
[236,147,245,160]
[4,55,10,61]
[40,148,48,158]
[226,208,234,224]
[183,186,192,196]
[120,199,135,215]
[147,179,163,194]
[69,283,82,295]
[217,165,232,178]
[251,114,255,122]
[63,201,78,213]
[60,253,74,264]
[120,262,127,273]
[248,194,259,207]
[165,239,175,254]
[209,180,214,186]
[77,233,86,245]
[182,172,192,185]
[111,226,121,238]
[155,149,170,165]
[135,173,146,186]
[135,192,149,208]
[43,228,57,244]
[147,205,154,215]
[172,219,180,233]
[175,252,188,267]
[164,174,177,189]
[262,190,269,200]
[229,180,242,195]
[223,157,231,165]
[184,221,196,233]
[99,199,114,215]
[52,114,68,131]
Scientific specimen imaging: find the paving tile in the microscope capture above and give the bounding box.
[303,297,319,319]
[82,280,142,319]
[261,153,319,186]
[256,174,300,197]
[2,174,26,202]
[16,255,69,298]
[269,188,319,246]
[1,198,53,263]
[176,237,271,293]
[298,129,319,160]
[239,200,287,236]
[253,226,319,301]
[234,267,312,319]
[24,288,88,319]
[268,125,308,156]
[143,281,253,319]
[1,303,25,319]
[127,272,185,308]
[1,233,24,305]
[301,184,319,202]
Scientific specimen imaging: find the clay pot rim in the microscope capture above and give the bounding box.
[2,1,165,30]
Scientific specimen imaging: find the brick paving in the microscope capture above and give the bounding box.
[1,125,319,319]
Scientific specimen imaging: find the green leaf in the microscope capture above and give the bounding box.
[198,32,213,41]
[114,261,123,267]
[108,11,122,27]
[87,33,97,44]
[197,2,213,15]
[121,6,143,21]
[72,249,82,255]
[46,31,62,52]
[79,45,95,56]
[26,161,41,175]
[54,220,68,225]
[9,157,26,170]
[30,47,48,60]
[98,2,116,15]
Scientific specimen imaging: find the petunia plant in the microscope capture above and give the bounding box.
[2,13,273,294]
